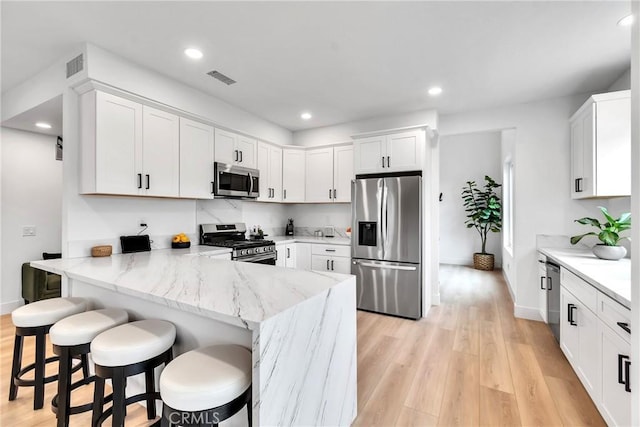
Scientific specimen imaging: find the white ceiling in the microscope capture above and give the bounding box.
[1,1,632,132]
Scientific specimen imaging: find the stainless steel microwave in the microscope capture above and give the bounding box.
[214,162,260,198]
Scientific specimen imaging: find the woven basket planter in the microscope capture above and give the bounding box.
[473,253,495,271]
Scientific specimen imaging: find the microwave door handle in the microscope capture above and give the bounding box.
[248,173,254,195]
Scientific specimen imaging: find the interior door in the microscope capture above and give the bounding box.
[352,178,384,261]
[382,176,421,263]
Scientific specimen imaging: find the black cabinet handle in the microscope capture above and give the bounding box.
[576,177,583,193]
[333,189,337,199]
[381,157,385,168]
[234,150,238,162]
[283,189,287,200]
[619,354,631,392]
[331,260,335,271]
[329,189,332,199]
[387,156,391,168]
[547,277,552,290]
[137,173,142,189]
[325,249,336,252]
[286,247,290,258]
[617,322,631,334]
[625,359,631,392]
[145,174,150,190]
[540,276,546,290]
[239,151,243,163]
[568,304,577,326]
[326,259,330,270]
[211,181,215,194]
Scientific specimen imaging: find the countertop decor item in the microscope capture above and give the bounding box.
[571,206,631,260]
[172,233,191,249]
[286,218,294,236]
[91,245,112,257]
[461,175,502,270]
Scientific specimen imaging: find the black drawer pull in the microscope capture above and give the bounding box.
[619,354,631,392]
[568,304,577,326]
[617,322,631,334]
[540,276,546,290]
[625,359,631,393]
[137,173,142,189]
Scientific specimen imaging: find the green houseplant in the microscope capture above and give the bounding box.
[461,175,502,270]
[570,206,631,260]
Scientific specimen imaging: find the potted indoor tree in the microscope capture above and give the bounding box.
[570,206,631,260]
[461,175,502,270]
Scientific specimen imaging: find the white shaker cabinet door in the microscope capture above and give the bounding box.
[142,106,180,197]
[305,147,334,202]
[236,136,257,168]
[386,131,423,172]
[269,145,283,202]
[93,91,143,195]
[179,118,214,199]
[600,323,631,427]
[333,145,354,203]
[256,142,271,202]
[354,135,385,174]
[330,256,352,274]
[295,243,312,271]
[282,149,305,202]
[214,128,237,165]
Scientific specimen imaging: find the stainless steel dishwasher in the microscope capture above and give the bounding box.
[546,261,561,342]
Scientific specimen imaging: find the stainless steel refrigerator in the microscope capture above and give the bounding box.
[351,174,422,319]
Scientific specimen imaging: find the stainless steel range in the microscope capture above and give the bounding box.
[199,223,276,265]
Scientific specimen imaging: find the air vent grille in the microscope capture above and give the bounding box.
[207,70,236,85]
[66,54,84,78]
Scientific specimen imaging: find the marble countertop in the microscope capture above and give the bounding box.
[31,248,353,330]
[271,236,351,246]
[538,247,630,308]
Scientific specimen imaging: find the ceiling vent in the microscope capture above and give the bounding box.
[66,54,84,78]
[207,70,236,85]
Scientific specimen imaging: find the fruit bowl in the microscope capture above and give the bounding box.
[171,242,191,249]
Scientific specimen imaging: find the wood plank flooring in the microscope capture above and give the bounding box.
[0,264,605,426]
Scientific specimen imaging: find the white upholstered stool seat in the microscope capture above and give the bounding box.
[50,308,129,347]
[12,297,88,328]
[160,344,252,412]
[91,320,176,367]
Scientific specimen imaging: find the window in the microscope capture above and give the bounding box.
[503,159,514,254]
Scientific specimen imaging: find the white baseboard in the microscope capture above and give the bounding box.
[439,257,503,268]
[514,304,542,321]
[1,299,23,315]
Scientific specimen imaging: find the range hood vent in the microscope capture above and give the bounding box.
[207,70,236,85]
[66,54,84,78]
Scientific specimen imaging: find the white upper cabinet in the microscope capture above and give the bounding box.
[282,148,306,202]
[179,118,214,199]
[257,141,283,202]
[81,91,179,198]
[570,90,630,199]
[304,144,354,203]
[353,128,425,174]
[142,106,180,197]
[82,90,142,195]
[333,145,354,203]
[305,147,335,202]
[214,128,257,169]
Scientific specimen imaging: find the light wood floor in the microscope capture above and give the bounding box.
[1,265,605,426]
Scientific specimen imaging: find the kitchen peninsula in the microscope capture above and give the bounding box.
[31,247,357,427]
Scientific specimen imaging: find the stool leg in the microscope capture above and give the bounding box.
[81,353,90,379]
[8,334,23,401]
[92,377,105,427]
[145,368,156,419]
[247,397,252,427]
[34,330,46,410]
[112,368,126,427]
[56,347,72,427]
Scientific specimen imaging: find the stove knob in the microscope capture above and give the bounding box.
[241,249,247,256]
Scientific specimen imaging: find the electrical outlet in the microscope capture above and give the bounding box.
[22,226,36,237]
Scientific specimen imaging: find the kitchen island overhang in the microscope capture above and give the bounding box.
[32,248,357,426]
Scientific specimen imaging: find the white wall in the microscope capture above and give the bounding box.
[1,128,63,313]
[292,108,438,147]
[440,94,605,319]
[608,68,631,92]
[439,131,502,267]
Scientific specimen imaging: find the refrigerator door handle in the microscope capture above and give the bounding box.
[356,261,417,271]
[381,180,388,257]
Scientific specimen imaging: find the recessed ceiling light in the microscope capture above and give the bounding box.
[35,122,52,129]
[184,48,203,59]
[428,86,443,96]
[617,14,634,27]
[301,112,312,120]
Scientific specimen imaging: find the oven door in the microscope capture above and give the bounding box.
[235,252,276,265]
[214,163,260,198]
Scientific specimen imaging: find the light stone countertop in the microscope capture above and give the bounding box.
[538,247,630,308]
[271,235,351,246]
[31,247,353,330]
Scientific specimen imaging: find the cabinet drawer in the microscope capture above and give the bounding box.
[312,244,350,258]
[561,268,597,313]
[598,293,631,343]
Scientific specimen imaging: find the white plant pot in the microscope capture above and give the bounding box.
[592,244,627,261]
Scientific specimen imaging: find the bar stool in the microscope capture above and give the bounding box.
[159,345,252,427]
[9,297,88,410]
[50,308,129,427]
[91,319,176,427]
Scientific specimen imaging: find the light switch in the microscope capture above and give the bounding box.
[22,226,36,237]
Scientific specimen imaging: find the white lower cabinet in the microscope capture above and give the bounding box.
[600,323,631,426]
[559,267,631,426]
[295,243,312,271]
[311,244,351,274]
[276,243,311,270]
